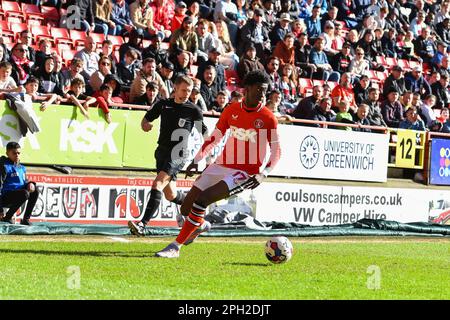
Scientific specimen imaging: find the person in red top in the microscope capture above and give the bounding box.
[95,84,113,123]
[171,2,188,33]
[156,70,281,258]
[151,0,175,39]
[330,72,357,114]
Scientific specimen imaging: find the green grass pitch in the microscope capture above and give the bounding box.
[0,236,448,300]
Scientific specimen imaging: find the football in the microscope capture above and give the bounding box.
[265,236,293,264]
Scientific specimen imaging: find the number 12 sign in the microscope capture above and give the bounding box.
[395,129,416,168]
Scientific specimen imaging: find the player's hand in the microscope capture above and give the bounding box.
[142,121,153,132]
[185,161,198,178]
[27,183,35,193]
[244,173,265,190]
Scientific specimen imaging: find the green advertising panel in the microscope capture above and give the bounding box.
[0,100,158,169]
[122,109,159,169]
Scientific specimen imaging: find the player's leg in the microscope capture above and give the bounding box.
[163,181,189,227]
[0,190,29,223]
[128,170,172,236]
[155,181,229,258]
[21,182,38,225]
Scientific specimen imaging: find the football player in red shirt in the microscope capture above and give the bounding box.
[156,70,281,258]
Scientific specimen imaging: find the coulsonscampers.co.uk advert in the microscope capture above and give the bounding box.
[176,303,271,318]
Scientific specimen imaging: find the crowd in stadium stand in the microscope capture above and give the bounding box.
[0,0,449,133]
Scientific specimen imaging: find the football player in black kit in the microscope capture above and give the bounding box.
[128,75,206,236]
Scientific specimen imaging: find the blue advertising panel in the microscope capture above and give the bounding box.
[429,138,450,185]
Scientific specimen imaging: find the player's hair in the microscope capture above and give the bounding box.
[6,141,20,150]
[243,70,270,87]
[174,75,193,87]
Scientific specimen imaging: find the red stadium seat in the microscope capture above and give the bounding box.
[385,57,397,68]
[9,22,28,39]
[7,15,24,25]
[27,19,42,27]
[313,79,324,87]
[397,59,410,71]
[51,27,73,46]
[70,29,88,46]
[41,6,60,27]
[326,81,338,90]
[107,35,124,50]
[21,3,44,23]
[225,69,239,85]
[0,20,14,39]
[30,25,53,42]
[2,1,25,21]
[90,32,106,48]
[298,77,313,96]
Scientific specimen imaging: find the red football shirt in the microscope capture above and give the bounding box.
[202,101,279,175]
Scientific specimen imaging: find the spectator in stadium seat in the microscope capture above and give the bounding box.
[384,8,404,32]
[383,66,406,98]
[61,58,86,91]
[266,89,294,122]
[310,37,340,82]
[265,56,281,93]
[210,90,229,113]
[356,30,382,66]
[352,75,370,105]
[435,18,450,47]
[331,41,353,75]
[346,30,359,55]
[262,0,277,29]
[348,47,370,82]
[62,78,96,118]
[237,44,265,82]
[269,13,293,46]
[335,100,353,131]
[436,107,449,124]
[0,142,38,226]
[307,97,335,126]
[381,87,404,128]
[400,90,413,111]
[320,6,338,31]
[418,94,437,127]
[381,28,399,58]
[90,56,112,92]
[100,40,118,74]
[19,31,36,65]
[159,60,175,96]
[135,81,160,107]
[0,62,22,99]
[200,65,219,108]
[279,63,300,112]
[129,0,157,39]
[404,66,432,98]
[119,29,143,63]
[9,43,33,86]
[431,72,450,109]
[103,74,123,103]
[364,87,387,127]
[34,40,53,75]
[141,34,167,68]
[196,19,217,65]
[111,0,135,36]
[34,56,65,96]
[431,42,448,71]
[304,5,322,40]
[74,37,100,81]
[331,72,357,114]
[237,8,271,59]
[172,51,191,82]
[409,10,427,38]
[214,0,239,48]
[171,1,188,33]
[273,33,296,69]
[429,71,442,86]
[443,117,450,133]
[169,16,198,61]
[94,84,113,123]
[399,106,426,131]
[186,2,202,26]
[24,76,60,112]
[117,49,140,89]
[320,21,339,59]
[94,0,118,35]
[215,20,240,71]
[352,104,372,132]
[190,79,207,112]
[130,57,168,103]
[292,85,323,120]
[413,27,436,65]
[294,32,316,78]
[151,0,175,40]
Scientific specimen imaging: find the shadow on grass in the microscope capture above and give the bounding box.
[224,262,271,267]
[0,248,156,258]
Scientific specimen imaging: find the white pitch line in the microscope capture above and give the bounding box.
[107,236,132,243]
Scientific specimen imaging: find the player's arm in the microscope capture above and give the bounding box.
[141,101,162,132]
